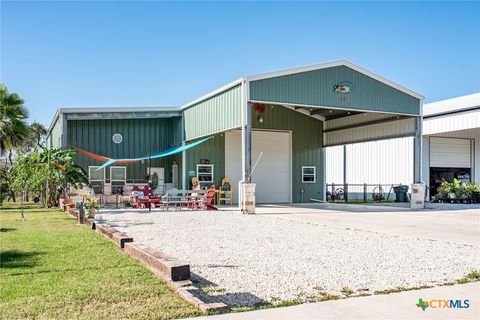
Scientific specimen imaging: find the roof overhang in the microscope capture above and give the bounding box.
[423,92,480,118]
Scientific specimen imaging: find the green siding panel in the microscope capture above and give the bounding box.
[253,106,324,203]
[250,66,420,115]
[49,118,62,148]
[68,117,183,182]
[184,84,242,140]
[184,134,225,189]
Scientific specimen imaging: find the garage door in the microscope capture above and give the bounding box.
[430,137,471,168]
[225,130,291,203]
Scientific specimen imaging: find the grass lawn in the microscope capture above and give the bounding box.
[0,203,203,319]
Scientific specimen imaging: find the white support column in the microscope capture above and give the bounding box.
[413,116,423,183]
[244,102,252,182]
[321,147,326,201]
[240,79,247,208]
[181,117,186,190]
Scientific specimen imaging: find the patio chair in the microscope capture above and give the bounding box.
[204,185,218,210]
[218,177,233,205]
[192,177,199,189]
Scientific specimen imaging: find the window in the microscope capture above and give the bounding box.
[302,166,316,183]
[197,164,214,184]
[89,166,105,181]
[110,166,126,182]
[110,166,126,195]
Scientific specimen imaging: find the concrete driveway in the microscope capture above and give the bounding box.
[188,282,480,320]
[254,203,480,247]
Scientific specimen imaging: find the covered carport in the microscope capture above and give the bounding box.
[422,92,480,198]
[182,60,424,203]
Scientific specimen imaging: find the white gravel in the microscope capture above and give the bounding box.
[99,210,480,307]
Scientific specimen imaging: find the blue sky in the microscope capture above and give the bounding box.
[1,1,479,127]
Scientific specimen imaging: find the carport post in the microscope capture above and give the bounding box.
[244,102,252,182]
[413,116,423,183]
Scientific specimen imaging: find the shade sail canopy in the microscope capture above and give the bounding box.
[71,136,213,170]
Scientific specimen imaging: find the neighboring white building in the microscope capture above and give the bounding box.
[422,93,480,197]
[326,92,480,199]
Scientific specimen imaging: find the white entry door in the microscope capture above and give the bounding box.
[149,167,165,194]
[225,130,291,203]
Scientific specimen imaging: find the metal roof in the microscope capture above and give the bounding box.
[47,106,181,137]
[423,92,480,118]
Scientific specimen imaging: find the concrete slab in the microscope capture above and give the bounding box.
[188,282,480,320]
[254,203,480,247]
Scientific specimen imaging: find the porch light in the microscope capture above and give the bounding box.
[257,115,264,123]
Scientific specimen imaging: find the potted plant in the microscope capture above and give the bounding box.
[451,178,464,199]
[464,182,480,203]
[435,181,451,201]
[83,195,99,218]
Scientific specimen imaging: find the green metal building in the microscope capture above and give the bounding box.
[47,60,424,203]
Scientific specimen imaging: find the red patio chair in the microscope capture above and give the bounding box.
[204,185,218,211]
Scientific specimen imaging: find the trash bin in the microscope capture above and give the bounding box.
[393,185,409,202]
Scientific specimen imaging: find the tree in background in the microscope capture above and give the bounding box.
[0,85,29,158]
[8,148,88,213]
[1,85,87,209]
[41,148,88,207]
[1,85,30,203]
[0,169,10,206]
[8,152,48,219]
[20,121,47,153]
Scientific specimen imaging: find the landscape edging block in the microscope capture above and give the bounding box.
[123,242,190,281]
[62,210,229,313]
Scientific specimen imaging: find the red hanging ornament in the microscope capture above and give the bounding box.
[254,103,265,113]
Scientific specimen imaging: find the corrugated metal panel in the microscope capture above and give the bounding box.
[325,145,344,184]
[68,117,182,181]
[49,117,62,148]
[253,105,324,202]
[324,118,416,146]
[423,109,480,135]
[326,137,414,185]
[325,113,397,130]
[184,134,225,188]
[430,137,471,168]
[184,84,242,141]
[249,65,421,115]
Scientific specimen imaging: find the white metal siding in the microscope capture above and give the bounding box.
[324,117,416,147]
[325,145,344,184]
[430,137,471,168]
[423,109,480,135]
[326,137,414,185]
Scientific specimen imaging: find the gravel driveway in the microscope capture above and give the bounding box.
[100,210,480,307]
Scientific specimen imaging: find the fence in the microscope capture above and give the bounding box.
[89,179,168,196]
[325,183,407,203]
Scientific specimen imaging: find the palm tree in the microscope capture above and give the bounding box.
[0,84,29,155]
